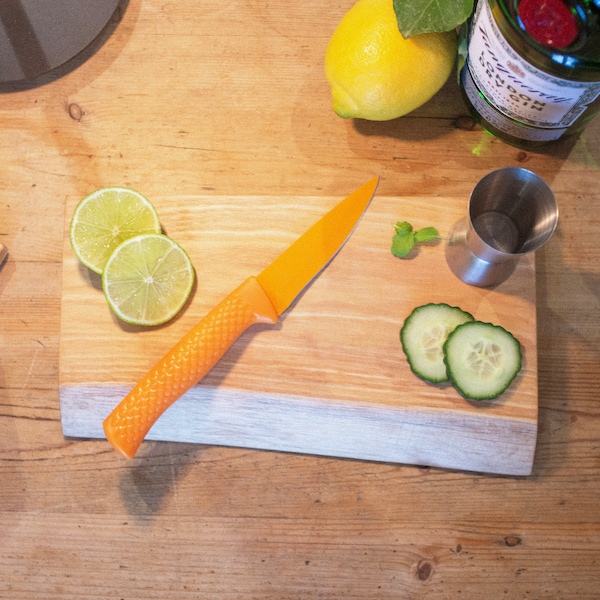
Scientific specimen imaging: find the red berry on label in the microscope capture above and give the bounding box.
[518,0,579,48]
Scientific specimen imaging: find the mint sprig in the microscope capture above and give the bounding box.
[391,221,440,258]
[393,0,474,38]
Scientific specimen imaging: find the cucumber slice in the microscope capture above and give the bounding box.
[400,303,474,383]
[443,321,522,400]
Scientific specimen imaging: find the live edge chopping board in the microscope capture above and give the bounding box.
[59,192,538,476]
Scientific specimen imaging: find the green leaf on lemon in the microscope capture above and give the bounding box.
[393,0,474,37]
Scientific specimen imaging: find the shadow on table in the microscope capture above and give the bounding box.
[118,442,206,517]
[115,322,278,518]
[532,225,600,478]
[0,0,134,94]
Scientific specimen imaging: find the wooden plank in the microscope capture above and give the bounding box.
[3,513,600,598]
[59,192,538,475]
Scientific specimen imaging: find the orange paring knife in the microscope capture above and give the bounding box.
[103,177,380,458]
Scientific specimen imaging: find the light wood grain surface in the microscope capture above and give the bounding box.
[1,0,600,597]
[60,193,539,476]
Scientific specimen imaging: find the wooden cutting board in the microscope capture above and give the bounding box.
[59,190,538,475]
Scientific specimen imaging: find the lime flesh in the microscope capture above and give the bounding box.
[102,233,195,326]
[70,187,162,274]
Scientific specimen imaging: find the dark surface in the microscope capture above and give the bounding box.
[0,0,122,84]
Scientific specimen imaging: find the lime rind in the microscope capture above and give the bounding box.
[70,187,162,274]
[102,233,195,327]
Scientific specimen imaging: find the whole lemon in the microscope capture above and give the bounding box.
[325,0,458,121]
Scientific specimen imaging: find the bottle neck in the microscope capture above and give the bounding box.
[490,0,600,80]
[518,0,579,48]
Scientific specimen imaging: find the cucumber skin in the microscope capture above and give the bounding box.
[443,321,522,401]
[400,303,474,384]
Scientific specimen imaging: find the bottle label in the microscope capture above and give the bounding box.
[462,67,567,141]
[465,0,600,132]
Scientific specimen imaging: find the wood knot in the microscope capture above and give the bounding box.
[68,103,84,121]
[454,116,476,131]
[504,535,522,547]
[416,559,434,581]
[516,151,529,162]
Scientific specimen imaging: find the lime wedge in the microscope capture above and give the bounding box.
[102,233,195,326]
[70,187,162,274]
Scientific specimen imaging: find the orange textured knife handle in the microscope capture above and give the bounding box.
[103,276,278,459]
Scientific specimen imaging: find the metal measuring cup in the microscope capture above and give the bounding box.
[445,167,558,287]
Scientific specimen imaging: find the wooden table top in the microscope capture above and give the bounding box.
[1,0,599,597]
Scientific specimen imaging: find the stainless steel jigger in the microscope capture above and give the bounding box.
[445,167,558,287]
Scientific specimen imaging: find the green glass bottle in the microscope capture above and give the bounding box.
[460,0,600,148]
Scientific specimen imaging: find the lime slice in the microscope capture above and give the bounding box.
[102,233,195,326]
[70,187,162,274]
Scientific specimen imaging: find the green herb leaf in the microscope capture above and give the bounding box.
[394,221,413,234]
[392,222,441,259]
[391,230,415,258]
[393,0,474,38]
[414,226,440,243]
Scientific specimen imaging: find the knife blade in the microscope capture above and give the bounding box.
[103,176,379,458]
